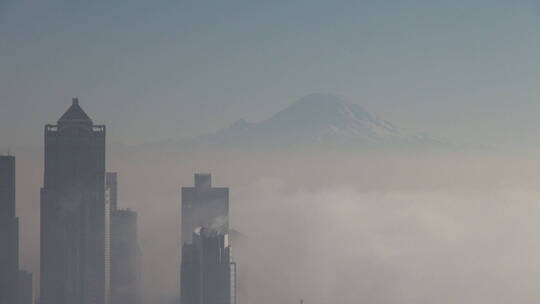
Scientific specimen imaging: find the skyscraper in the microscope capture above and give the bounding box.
[181,174,229,245]
[40,98,106,304]
[181,228,232,304]
[18,270,33,304]
[107,173,140,304]
[0,155,19,304]
[181,174,234,304]
[110,209,139,304]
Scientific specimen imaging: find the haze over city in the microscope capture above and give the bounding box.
[3,1,540,304]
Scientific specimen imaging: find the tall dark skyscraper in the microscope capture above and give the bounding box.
[18,270,33,304]
[181,174,234,304]
[107,173,140,304]
[40,98,106,304]
[181,228,233,304]
[181,174,229,245]
[110,209,139,304]
[0,155,19,304]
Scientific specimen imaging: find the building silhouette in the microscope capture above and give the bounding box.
[0,155,19,304]
[181,228,233,304]
[107,173,140,304]
[181,174,235,304]
[18,270,33,304]
[181,174,229,245]
[40,98,106,304]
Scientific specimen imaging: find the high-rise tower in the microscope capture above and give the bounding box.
[181,174,234,304]
[110,209,139,304]
[0,155,19,304]
[181,174,229,245]
[181,228,232,304]
[18,270,33,304]
[40,98,106,304]
[107,173,140,304]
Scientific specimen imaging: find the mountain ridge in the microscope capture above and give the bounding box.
[189,93,446,148]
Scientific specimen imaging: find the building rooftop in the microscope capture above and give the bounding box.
[58,98,92,123]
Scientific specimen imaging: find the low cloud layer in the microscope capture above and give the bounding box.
[11,147,540,303]
[234,182,540,304]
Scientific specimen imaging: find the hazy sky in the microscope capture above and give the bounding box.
[2,0,540,148]
[5,3,540,302]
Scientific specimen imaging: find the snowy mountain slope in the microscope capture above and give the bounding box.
[193,93,445,148]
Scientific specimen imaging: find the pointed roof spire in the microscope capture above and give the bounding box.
[58,97,92,123]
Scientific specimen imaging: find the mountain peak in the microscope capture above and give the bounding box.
[285,93,361,116]
[265,93,397,136]
[193,93,444,148]
[295,93,350,106]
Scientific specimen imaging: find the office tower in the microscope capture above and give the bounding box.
[181,174,229,245]
[181,174,234,304]
[110,209,139,304]
[181,228,233,304]
[40,98,106,304]
[18,270,33,304]
[0,155,19,304]
[107,173,140,304]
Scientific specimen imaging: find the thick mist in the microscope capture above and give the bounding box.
[13,146,540,303]
[102,147,540,304]
[235,182,540,304]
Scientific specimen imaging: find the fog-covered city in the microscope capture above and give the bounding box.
[3,1,540,304]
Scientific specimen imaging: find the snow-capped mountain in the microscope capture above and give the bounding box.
[192,93,445,148]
